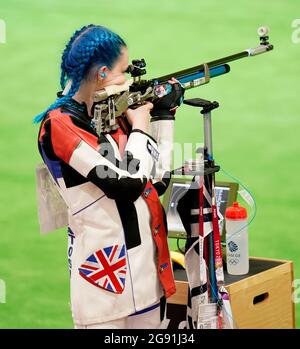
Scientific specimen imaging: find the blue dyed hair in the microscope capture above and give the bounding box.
[33,24,126,123]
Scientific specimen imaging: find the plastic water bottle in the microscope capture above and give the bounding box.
[225,202,249,275]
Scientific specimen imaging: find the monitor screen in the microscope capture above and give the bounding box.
[164,179,238,238]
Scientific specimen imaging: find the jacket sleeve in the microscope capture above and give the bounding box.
[149,117,175,196]
[48,116,159,202]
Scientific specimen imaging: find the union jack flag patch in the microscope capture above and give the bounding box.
[79,244,127,294]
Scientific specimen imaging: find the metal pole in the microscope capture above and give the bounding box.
[203,111,213,160]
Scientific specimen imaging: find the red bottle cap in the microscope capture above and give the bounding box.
[225,202,247,220]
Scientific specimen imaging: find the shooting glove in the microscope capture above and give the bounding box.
[150,82,185,120]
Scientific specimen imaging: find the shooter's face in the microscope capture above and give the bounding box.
[99,46,129,88]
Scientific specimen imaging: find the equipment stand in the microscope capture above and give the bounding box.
[183,98,221,302]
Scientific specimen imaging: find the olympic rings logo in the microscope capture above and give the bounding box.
[228,258,239,266]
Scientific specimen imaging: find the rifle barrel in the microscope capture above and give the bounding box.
[177,64,230,89]
[155,44,273,83]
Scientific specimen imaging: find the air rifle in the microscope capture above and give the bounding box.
[92,26,273,134]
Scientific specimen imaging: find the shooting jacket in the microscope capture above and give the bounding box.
[37,98,175,325]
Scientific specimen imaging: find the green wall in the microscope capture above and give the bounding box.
[0,0,299,328]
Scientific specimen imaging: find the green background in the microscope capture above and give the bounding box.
[0,0,299,328]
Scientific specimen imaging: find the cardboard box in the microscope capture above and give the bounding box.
[167,257,296,329]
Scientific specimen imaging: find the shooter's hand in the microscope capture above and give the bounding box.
[125,102,153,133]
[150,78,185,119]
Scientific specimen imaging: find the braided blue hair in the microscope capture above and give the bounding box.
[33,24,126,123]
